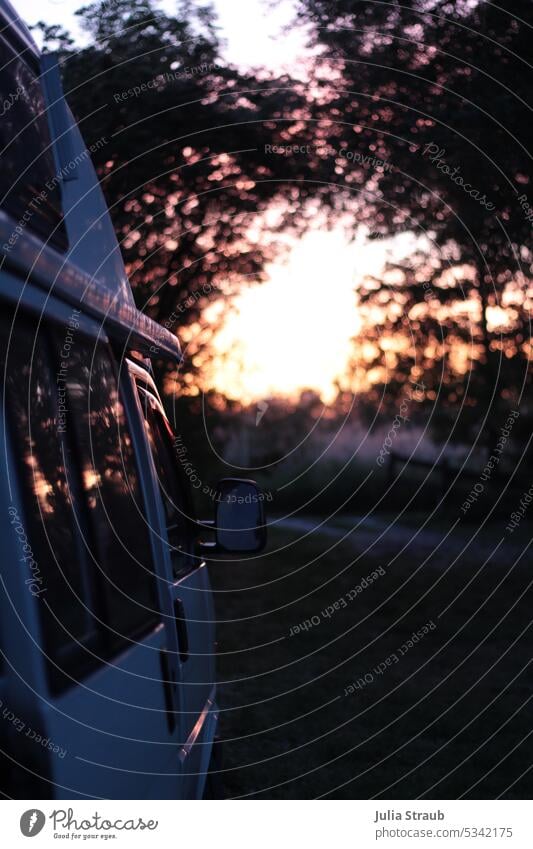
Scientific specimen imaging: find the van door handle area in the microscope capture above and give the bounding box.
[173,598,189,663]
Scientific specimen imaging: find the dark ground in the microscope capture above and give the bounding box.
[209,513,533,799]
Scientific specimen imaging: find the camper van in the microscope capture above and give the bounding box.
[0,0,265,799]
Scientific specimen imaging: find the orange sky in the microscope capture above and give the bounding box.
[205,228,424,402]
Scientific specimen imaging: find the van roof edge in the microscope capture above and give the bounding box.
[0,212,182,362]
[0,0,39,59]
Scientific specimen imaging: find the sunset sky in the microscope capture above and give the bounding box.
[13,0,397,402]
[14,0,307,71]
[206,229,415,403]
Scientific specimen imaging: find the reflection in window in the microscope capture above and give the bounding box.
[2,316,94,669]
[137,388,193,581]
[64,340,159,646]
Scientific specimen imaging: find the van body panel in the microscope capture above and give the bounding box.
[0,2,218,798]
[42,627,185,800]
[126,361,217,798]
[0,262,218,800]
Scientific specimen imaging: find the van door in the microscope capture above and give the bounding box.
[130,370,216,791]
[1,310,186,799]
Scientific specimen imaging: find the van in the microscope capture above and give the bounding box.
[0,0,266,799]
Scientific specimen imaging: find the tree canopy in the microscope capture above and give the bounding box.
[36,0,533,449]
[292,0,533,444]
[35,0,333,386]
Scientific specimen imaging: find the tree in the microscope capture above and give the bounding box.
[34,0,334,391]
[292,0,533,446]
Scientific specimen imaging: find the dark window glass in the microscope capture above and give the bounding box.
[137,388,194,580]
[2,311,161,691]
[2,314,95,677]
[0,34,67,249]
[63,340,159,646]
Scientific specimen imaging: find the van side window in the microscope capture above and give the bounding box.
[137,388,194,581]
[0,34,67,250]
[63,340,160,647]
[2,312,161,690]
[2,316,97,675]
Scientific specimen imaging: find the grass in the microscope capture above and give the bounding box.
[209,518,533,799]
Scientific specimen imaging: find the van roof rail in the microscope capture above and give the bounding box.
[0,0,39,60]
[0,211,182,361]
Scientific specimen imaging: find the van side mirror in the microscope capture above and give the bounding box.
[214,478,267,553]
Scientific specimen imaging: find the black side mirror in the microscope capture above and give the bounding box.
[214,478,267,553]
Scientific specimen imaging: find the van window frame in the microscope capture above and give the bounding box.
[133,376,198,582]
[2,303,163,693]
[56,330,162,655]
[2,312,103,691]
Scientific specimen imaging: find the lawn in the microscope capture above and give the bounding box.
[209,515,533,799]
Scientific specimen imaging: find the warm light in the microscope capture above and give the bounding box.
[205,230,367,402]
[204,227,424,403]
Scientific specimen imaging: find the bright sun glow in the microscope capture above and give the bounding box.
[207,228,405,403]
